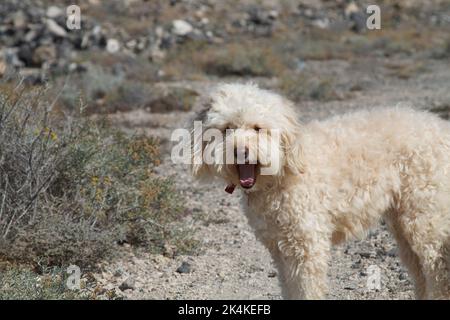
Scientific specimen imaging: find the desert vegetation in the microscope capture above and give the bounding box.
[0,83,196,298]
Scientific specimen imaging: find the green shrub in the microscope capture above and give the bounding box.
[0,85,196,269]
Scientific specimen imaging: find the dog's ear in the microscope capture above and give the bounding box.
[281,116,305,176]
[190,97,212,179]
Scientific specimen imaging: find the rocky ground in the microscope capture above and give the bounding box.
[1,0,450,300]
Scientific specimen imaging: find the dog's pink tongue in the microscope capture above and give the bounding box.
[238,164,256,188]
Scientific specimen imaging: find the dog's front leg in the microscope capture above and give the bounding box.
[270,217,331,300]
[276,240,330,299]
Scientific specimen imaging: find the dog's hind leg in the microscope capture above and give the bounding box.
[421,236,450,299]
[385,212,427,299]
[387,207,450,299]
[420,248,450,299]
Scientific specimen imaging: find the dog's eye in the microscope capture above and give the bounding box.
[254,125,262,131]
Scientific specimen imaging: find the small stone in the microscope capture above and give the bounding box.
[172,20,193,36]
[106,39,120,53]
[68,63,78,72]
[32,45,56,66]
[24,29,38,42]
[312,18,329,29]
[17,45,33,66]
[136,38,146,51]
[345,2,359,17]
[157,69,165,78]
[351,259,361,269]
[155,26,164,38]
[176,261,192,274]
[268,10,279,19]
[46,19,67,37]
[113,267,124,277]
[303,9,314,18]
[119,277,135,291]
[358,251,372,258]
[126,39,137,49]
[399,272,408,281]
[349,12,367,33]
[344,286,355,290]
[13,11,27,29]
[4,48,23,68]
[268,271,277,278]
[387,248,397,257]
[46,6,63,18]
[0,61,6,77]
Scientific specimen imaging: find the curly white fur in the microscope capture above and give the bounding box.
[191,82,450,299]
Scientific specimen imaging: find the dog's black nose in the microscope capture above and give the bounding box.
[234,147,249,164]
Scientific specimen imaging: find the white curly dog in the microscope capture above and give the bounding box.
[191,82,450,299]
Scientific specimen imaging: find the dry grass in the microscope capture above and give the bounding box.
[278,71,343,102]
[164,40,286,80]
[0,266,90,300]
[384,61,427,79]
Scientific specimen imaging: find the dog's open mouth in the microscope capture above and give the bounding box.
[237,164,256,189]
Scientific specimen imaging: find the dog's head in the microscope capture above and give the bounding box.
[191,83,304,193]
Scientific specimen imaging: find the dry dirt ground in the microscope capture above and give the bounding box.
[93,57,450,300]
